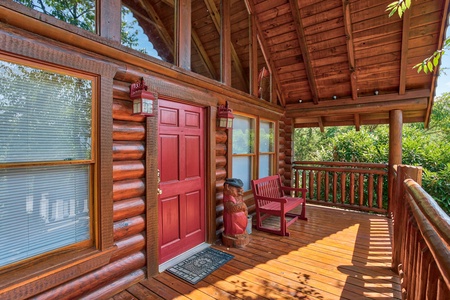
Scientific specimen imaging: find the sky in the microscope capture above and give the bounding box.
[435,51,450,97]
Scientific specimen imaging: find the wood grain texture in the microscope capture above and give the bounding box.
[112,205,401,299]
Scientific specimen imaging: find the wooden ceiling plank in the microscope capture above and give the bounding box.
[399,8,411,95]
[288,0,319,104]
[425,0,450,127]
[203,0,248,88]
[342,0,357,100]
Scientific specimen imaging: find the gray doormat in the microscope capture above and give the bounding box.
[166,247,234,284]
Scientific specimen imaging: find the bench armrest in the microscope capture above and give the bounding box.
[254,195,288,204]
[280,186,307,197]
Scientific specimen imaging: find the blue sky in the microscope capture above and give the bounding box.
[435,52,450,97]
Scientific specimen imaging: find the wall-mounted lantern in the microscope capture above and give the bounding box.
[217,101,234,129]
[130,78,158,116]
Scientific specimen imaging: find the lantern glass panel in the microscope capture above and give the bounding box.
[142,98,154,114]
[133,99,141,114]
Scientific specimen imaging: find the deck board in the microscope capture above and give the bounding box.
[112,205,401,299]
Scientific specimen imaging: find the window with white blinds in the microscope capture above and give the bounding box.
[0,58,94,267]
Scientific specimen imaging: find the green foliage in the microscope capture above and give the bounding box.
[386,0,449,73]
[294,93,450,215]
[14,0,96,32]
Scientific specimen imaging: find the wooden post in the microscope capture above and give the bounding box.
[175,0,191,70]
[221,0,231,85]
[98,0,121,41]
[388,109,403,214]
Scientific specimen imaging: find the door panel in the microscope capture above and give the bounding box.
[158,100,205,263]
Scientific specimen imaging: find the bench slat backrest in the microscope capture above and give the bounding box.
[251,175,284,207]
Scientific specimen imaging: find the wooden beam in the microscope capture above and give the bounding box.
[246,0,286,106]
[425,0,450,127]
[354,113,360,131]
[289,0,319,104]
[99,0,121,41]
[318,117,324,132]
[191,30,217,79]
[342,0,357,100]
[249,13,258,96]
[175,0,191,69]
[203,0,247,88]
[137,0,174,53]
[286,89,431,110]
[221,0,231,85]
[286,98,428,118]
[398,8,410,95]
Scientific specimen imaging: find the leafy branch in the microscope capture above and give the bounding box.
[386,0,450,73]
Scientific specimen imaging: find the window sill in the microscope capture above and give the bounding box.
[0,246,116,299]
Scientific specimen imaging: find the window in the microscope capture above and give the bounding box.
[121,1,175,63]
[232,115,255,191]
[13,0,96,32]
[259,120,275,178]
[232,115,276,191]
[0,57,94,267]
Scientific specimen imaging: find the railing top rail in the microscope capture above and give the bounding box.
[293,161,388,169]
[404,179,450,288]
[292,165,387,175]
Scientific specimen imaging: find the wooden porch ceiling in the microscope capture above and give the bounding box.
[124,0,449,129]
[110,205,401,299]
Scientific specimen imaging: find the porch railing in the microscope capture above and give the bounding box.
[391,165,450,299]
[292,161,388,214]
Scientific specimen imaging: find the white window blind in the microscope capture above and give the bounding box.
[0,59,93,267]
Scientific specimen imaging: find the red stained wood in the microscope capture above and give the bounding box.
[34,252,146,300]
[113,179,146,201]
[113,197,146,221]
[111,234,146,263]
[113,141,145,161]
[114,215,146,241]
[158,100,205,263]
[113,160,145,181]
[113,121,146,141]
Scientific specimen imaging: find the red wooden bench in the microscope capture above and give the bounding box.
[251,175,307,236]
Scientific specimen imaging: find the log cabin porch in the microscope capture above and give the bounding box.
[110,205,400,300]
[1,1,449,299]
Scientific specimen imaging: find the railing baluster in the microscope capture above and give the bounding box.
[368,174,374,208]
[358,173,364,207]
[317,171,322,201]
[340,172,346,204]
[309,170,314,199]
[333,172,337,203]
[350,172,355,205]
[325,172,329,202]
[377,175,383,209]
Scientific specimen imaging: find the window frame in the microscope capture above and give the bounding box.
[0,32,116,299]
[231,113,277,193]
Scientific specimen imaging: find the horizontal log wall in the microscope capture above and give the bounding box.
[215,129,228,237]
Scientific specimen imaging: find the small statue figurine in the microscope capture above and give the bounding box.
[222,178,250,248]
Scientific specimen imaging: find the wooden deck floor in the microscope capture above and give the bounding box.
[111,205,401,299]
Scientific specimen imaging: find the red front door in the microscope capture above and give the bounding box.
[158,99,205,263]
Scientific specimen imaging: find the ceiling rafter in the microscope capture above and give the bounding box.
[342,0,357,100]
[398,8,411,95]
[203,0,248,88]
[136,0,174,53]
[288,0,319,105]
[140,0,216,78]
[246,0,286,106]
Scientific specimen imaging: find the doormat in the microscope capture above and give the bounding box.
[166,247,234,284]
